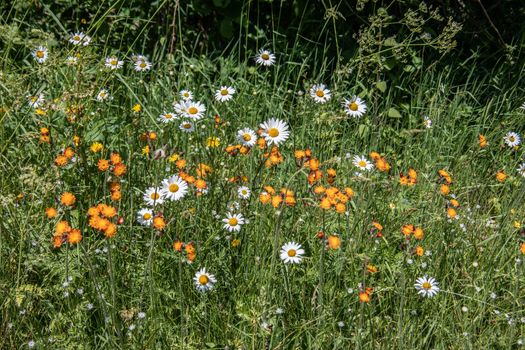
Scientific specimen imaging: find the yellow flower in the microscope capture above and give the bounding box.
[231,239,241,247]
[35,108,47,116]
[142,145,150,155]
[90,142,103,153]
[207,137,220,148]
[514,221,521,229]
[168,154,180,162]
[132,104,142,113]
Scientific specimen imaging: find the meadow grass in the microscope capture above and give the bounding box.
[1,5,525,350]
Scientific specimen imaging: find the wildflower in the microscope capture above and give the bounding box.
[193,267,217,292]
[479,134,488,148]
[32,46,48,63]
[342,96,367,118]
[113,163,126,177]
[423,116,432,128]
[153,216,166,230]
[222,212,245,232]
[105,57,123,70]
[67,229,82,244]
[159,111,177,123]
[367,264,378,274]
[132,104,142,113]
[517,163,525,178]
[66,56,78,65]
[237,186,251,199]
[353,156,373,171]
[235,127,256,148]
[161,175,188,201]
[55,155,68,167]
[279,242,304,264]
[503,132,520,148]
[327,235,341,250]
[440,184,450,195]
[179,90,193,101]
[215,86,235,102]
[60,192,76,207]
[134,59,152,72]
[309,84,331,104]
[143,187,164,206]
[520,242,525,255]
[28,94,44,108]
[179,121,195,132]
[183,100,206,119]
[255,48,276,66]
[496,171,507,183]
[97,159,110,171]
[414,276,440,297]
[45,207,57,219]
[206,137,220,148]
[260,118,290,146]
[413,227,424,239]
[90,142,103,153]
[447,207,457,219]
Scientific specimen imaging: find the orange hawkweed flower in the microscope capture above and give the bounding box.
[55,155,68,167]
[479,134,488,148]
[327,235,341,250]
[415,245,424,256]
[173,240,183,252]
[413,227,424,240]
[110,152,122,165]
[55,220,71,235]
[447,207,457,219]
[259,192,272,204]
[113,163,127,177]
[367,264,378,274]
[97,159,110,171]
[496,171,507,183]
[375,157,391,172]
[440,184,450,195]
[60,192,76,207]
[63,147,75,159]
[401,224,414,237]
[520,242,525,255]
[153,216,166,230]
[67,229,82,244]
[45,207,58,219]
[104,223,117,238]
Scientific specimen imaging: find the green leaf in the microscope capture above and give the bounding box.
[388,107,402,119]
[376,81,387,93]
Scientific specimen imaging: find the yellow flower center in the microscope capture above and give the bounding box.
[509,136,515,142]
[243,134,252,141]
[74,35,81,41]
[220,89,229,96]
[99,92,106,97]
[111,59,118,66]
[316,90,324,97]
[151,192,160,200]
[188,106,198,115]
[422,282,431,290]
[358,160,366,167]
[228,218,238,226]
[242,190,247,195]
[183,92,189,97]
[169,184,179,193]
[143,213,152,220]
[183,123,192,129]
[287,249,296,257]
[349,102,358,111]
[165,114,173,119]
[261,53,270,60]
[198,275,209,285]
[36,51,44,58]
[268,128,279,138]
[31,96,38,102]
[140,62,147,68]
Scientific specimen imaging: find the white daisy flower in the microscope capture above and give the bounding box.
[130,54,148,62]
[423,115,432,128]
[255,48,276,66]
[136,208,154,226]
[158,111,177,123]
[105,57,123,70]
[222,212,245,232]
[96,89,110,102]
[520,102,525,111]
[173,101,187,116]
[161,175,188,201]
[260,118,290,146]
[414,275,440,298]
[237,127,257,147]
[503,131,521,147]
[182,100,206,119]
[279,241,304,264]
[180,90,193,101]
[353,156,374,171]
[143,187,164,206]
[179,121,195,132]
[27,93,44,108]
[517,163,525,178]
[237,186,251,200]
[193,267,216,292]
[69,32,91,46]
[342,96,367,118]
[134,59,152,72]
[309,84,331,104]
[65,56,78,65]
[215,86,236,102]
[32,46,48,64]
